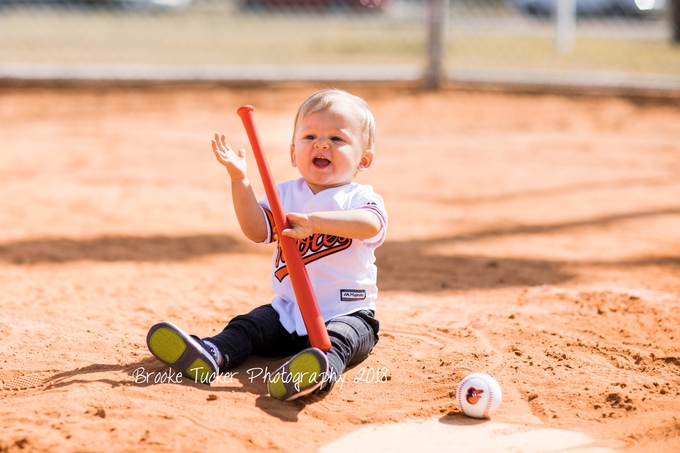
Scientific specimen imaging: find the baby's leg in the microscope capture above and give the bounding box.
[324,310,380,387]
[204,304,303,371]
[266,311,379,401]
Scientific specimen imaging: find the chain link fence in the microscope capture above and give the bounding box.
[0,0,679,91]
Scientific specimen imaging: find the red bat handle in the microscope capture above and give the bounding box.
[237,105,332,352]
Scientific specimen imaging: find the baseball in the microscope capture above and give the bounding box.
[456,373,503,419]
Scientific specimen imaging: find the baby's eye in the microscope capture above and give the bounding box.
[331,136,344,142]
[304,135,315,140]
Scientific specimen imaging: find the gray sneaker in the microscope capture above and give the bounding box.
[268,347,329,401]
[146,321,219,385]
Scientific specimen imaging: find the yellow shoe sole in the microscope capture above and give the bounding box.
[268,348,328,401]
[146,321,218,385]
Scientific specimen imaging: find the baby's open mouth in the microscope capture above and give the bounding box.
[313,157,331,169]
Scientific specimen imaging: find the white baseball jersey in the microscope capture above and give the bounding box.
[258,178,388,336]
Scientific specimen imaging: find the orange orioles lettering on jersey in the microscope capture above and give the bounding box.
[274,233,352,282]
[262,207,354,282]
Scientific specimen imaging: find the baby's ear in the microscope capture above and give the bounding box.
[357,150,374,172]
[290,144,297,167]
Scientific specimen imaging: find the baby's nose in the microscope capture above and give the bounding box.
[314,140,329,149]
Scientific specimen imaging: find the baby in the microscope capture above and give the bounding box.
[146,89,387,401]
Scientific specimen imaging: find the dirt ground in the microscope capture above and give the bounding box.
[1,84,679,452]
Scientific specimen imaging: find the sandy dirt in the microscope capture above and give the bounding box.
[0,85,679,452]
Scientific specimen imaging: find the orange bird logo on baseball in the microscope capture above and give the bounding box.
[466,387,484,405]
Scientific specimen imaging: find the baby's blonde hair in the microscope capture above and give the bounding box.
[293,89,376,150]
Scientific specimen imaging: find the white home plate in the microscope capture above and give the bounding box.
[319,418,625,453]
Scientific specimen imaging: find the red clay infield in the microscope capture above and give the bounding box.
[1,85,679,452]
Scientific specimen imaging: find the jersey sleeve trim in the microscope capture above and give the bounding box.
[361,205,387,247]
[256,204,276,244]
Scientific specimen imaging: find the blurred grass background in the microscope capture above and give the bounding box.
[0,10,427,65]
[0,0,679,78]
[449,35,680,74]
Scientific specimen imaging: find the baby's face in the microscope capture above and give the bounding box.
[290,103,373,194]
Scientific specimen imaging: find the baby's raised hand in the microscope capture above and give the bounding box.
[211,133,248,181]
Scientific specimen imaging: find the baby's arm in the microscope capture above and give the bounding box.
[282,210,382,241]
[212,133,268,243]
